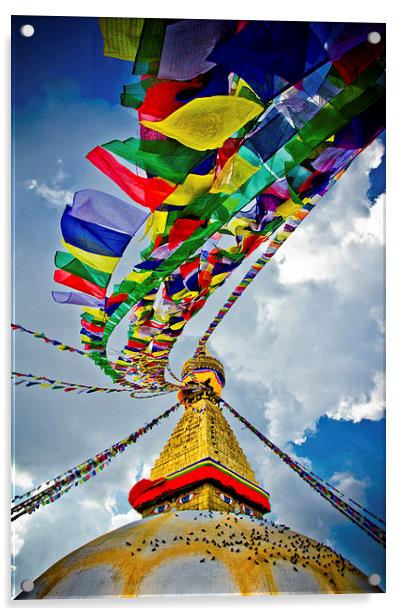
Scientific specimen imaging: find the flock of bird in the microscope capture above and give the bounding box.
[121,510,358,585]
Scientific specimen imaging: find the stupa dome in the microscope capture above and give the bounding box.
[17,510,380,599]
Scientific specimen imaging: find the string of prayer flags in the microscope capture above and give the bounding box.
[11,323,89,357]
[47,19,384,394]
[220,397,386,548]
[11,372,133,395]
[11,402,181,521]
[194,200,319,355]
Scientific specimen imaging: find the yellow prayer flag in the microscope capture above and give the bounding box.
[154,334,175,343]
[164,172,215,205]
[170,320,186,331]
[210,154,259,195]
[120,349,139,357]
[276,200,302,218]
[80,335,93,344]
[276,230,292,242]
[125,271,152,284]
[226,217,251,237]
[83,307,106,320]
[233,77,260,101]
[210,272,229,287]
[61,241,119,274]
[141,95,264,151]
[99,18,144,61]
[152,351,168,358]
[171,288,198,302]
[140,211,168,243]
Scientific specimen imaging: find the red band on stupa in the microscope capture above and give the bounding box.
[129,459,271,513]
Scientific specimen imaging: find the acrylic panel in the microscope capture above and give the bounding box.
[11,15,385,599]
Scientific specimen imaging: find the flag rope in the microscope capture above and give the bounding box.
[194,201,315,357]
[219,396,385,548]
[11,402,181,521]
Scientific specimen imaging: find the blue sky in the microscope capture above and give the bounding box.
[11,16,386,595]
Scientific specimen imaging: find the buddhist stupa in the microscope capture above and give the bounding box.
[17,353,380,598]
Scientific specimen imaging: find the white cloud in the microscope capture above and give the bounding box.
[327,372,385,423]
[78,498,104,511]
[11,515,32,558]
[209,138,385,445]
[344,194,385,247]
[25,167,74,208]
[254,449,369,548]
[80,494,141,530]
[25,178,73,208]
[276,141,385,290]
[25,155,74,207]
[330,471,368,505]
[370,304,385,335]
[54,157,70,185]
[109,509,141,530]
[12,466,34,491]
[104,493,117,515]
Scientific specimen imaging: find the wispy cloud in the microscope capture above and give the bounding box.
[24,158,73,208]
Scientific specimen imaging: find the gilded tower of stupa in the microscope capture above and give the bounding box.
[18,353,381,598]
[129,352,270,519]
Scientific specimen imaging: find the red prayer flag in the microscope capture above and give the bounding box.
[138,77,204,122]
[54,270,106,300]
[80,319,104,333]
[86,146,176,211]
[168,218,203,249]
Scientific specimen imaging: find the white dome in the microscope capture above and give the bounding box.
[17,510,380,599]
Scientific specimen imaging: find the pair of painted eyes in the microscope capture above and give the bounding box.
[153,493,195,513]
[153,494,256,516]
[178,493,194,504]
[219,492,234,505]
[241,505,256,517]
[154,503,170,514]
[217,493,256,517]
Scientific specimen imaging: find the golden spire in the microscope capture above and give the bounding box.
[129,353,270,518]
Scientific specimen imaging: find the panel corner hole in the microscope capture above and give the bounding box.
[20,579,34,592]
[367,31,381,44]
[20,25,35,38]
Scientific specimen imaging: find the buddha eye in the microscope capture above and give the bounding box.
[177,493,194,504]
[153,503,170,514]
[240,504,255,517]
[219,492,234,505]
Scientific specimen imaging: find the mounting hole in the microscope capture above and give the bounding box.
[20,579,34,592]
[367,31,381,45]
[20,24,35,38]
[368,573,381,586]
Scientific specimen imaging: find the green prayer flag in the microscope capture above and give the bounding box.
[103,137,211,184]
[55,252,110,288]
